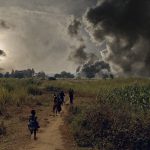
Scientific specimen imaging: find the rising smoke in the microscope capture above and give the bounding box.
[67,18,112,78]
[68,13,112,78]
[68,45,88,64]
[0,19,11,29]
[0,49,6,56]
[77,60,112,78]
[68,18,81,37]
[85,0,150,77]
[0,0,149,77]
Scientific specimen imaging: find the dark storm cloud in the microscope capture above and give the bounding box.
[0,50,6,56]
[85,0,150,76]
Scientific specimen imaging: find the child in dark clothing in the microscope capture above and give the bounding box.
[53,93,62,115]
[69,88,74,104]
[59,91,65,105]
[28,109,40,140]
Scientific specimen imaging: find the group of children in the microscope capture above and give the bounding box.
[53,89,74,115]
[28,88,74,140]
[53,90,65,115]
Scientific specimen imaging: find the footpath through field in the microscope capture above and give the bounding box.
[23,106,74,150]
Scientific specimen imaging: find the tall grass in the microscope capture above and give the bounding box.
[43,78,150,96]
[0,78,44,113]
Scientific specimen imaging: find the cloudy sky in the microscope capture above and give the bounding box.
[0,0,97,73]
[1,0,150,77]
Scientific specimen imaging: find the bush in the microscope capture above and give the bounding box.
[48,77,56,80]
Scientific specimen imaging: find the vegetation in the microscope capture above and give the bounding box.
[0,78,150,149]
[0,78,52,150]
[0,78,43,109]
[43,78,150,150]
[54,71,75,79]
[69,86,150,149]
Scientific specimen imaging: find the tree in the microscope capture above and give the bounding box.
[0,73,3,78]
[37,71,46,79]
[110,74,114,79]
[54,71,74,78]
[11,69,15,77]
[4,72,10,78]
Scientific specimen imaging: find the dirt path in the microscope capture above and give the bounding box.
[26,114,65,150]
[21,106,75,150]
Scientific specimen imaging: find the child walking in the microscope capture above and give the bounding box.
[28,109,40,140]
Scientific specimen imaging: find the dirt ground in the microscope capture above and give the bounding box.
[0,93,76,150]
[24,107,76,150]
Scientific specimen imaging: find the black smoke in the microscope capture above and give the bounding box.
[68,44,112,78]
[68,18,81,37]
[68,44,99,65]
[0,20,10,29]
[86,0,150,76]
[69,45,88,64]
[77,61,112,78]
[67,15,113,78]
[0,50,6,56]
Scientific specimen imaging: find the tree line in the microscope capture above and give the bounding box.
[0,69,75,79]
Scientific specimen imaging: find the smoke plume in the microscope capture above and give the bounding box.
[77,61,112,78]
[67,14,112,78]
[69,45,87,64]
[68,41,112,78]
[0,50,6,56]
[85,0,150,77]
[68,18,81,37]
[0,20,11,29]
